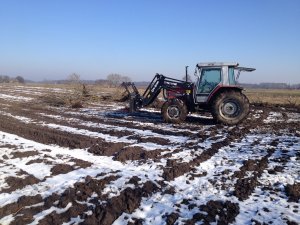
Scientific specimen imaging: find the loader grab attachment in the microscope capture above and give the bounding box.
[121,81,142,112]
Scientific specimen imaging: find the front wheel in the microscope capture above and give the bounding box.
[212,91,249,125]
[161,99,188,124]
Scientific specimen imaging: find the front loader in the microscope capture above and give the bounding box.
[122,62,255,125]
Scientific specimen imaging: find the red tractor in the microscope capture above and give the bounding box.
[122,62,255,125]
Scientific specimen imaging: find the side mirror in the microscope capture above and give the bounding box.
[194,67,198,77]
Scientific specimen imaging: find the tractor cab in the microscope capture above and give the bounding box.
[194,62,255,104]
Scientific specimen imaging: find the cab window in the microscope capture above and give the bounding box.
[228,67,236,85]
[198,68,221,93]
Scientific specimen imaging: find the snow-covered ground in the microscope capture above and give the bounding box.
[0,85,299,225]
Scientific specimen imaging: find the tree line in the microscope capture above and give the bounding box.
[0,75,25,83]
[67,73,131,87]
[105,74,131,87]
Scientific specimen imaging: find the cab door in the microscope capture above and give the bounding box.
[195,67,222,103]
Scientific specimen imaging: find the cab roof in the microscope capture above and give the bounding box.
[197,62,239,67]
[196,62,255,71]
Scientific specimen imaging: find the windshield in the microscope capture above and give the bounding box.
[197,68,221,93]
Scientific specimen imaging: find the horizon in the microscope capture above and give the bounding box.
[2,69,300,85]
[3,75,298,86]
[1,0,300,84]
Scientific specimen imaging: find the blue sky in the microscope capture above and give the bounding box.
[0,0,299,83]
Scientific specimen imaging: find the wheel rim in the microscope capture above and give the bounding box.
[220,100,240,118]
[167,105,180,119]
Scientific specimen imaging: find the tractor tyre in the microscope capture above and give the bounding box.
[212,91,249,125]
[161,99,188,124]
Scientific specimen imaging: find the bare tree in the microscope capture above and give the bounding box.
[107,74,132,87]
[15,76,25,84]
[121,76,131,83]
[107,73,122,87]
[0,75,10,83]
[67,73,81,84]
[67,73,84,98]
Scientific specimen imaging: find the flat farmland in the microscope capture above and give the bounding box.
[245,88,300,106]
[0,84,299,225]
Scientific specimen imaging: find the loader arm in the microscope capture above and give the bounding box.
[139,74,164,106]
[122,73,193,112]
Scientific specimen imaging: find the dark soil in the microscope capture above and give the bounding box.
[164,212,179,225]
[233,156,270,201]
[233,147,275,201]
[0,113,132,160]
[25,158,53,165]
[11,150,39,158]
[0,195,43,219]
[113,146,164,162]
[82,181,158,225]
[1,170,40,194]
[2,175,119,224]
[128,135,171,145]
[88,142,128,157]
[50,164,74,175]
[162,126,245,181]
[187,200,240,225]
[285,183,300,202]
[72,158,93,168]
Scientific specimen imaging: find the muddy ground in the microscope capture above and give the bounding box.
[0,85,299,225]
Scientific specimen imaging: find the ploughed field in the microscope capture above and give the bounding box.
[0,85,299,225]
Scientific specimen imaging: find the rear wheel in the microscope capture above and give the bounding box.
[212,91,249,125]
[161,99,188,123]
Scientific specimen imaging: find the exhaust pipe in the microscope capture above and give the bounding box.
[185,66,189,82]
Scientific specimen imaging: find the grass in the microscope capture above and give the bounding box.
[244,89,300,106]
[31,83,129,107]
